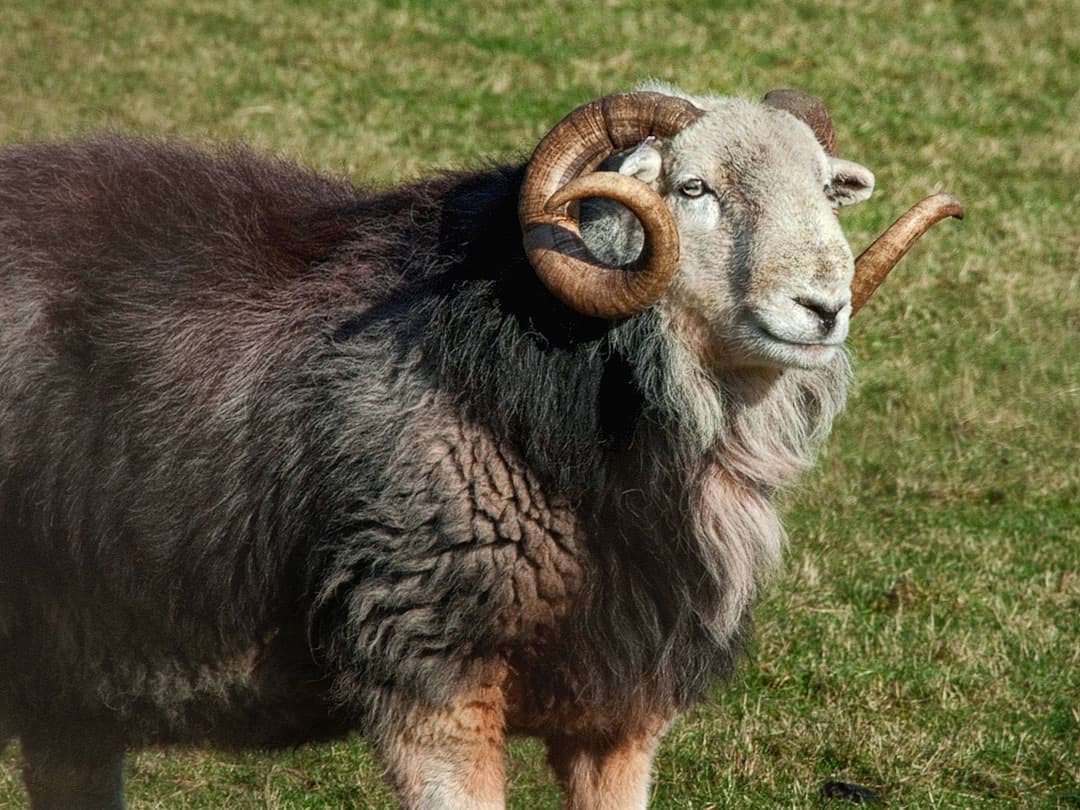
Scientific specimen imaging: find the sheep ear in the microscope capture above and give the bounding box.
[827,157,875,207]
[615,136,664,185]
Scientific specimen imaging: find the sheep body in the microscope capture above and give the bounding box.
[0,89,865,808]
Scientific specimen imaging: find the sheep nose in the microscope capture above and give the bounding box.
[795,297,845,333]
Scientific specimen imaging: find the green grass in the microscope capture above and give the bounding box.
[1,0,1076,807]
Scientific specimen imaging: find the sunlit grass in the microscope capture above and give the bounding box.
[1,0,1076,807]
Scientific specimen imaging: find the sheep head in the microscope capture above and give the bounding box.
[519,88,963,371]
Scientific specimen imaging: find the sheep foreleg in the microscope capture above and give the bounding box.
[377,684,507,810]
[546,721,667,810]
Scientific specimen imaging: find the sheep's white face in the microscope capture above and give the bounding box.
[584,95,874,372]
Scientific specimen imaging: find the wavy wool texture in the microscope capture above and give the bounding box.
[560,312,850,713]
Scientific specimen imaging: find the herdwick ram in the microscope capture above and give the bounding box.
[0,85,962,809]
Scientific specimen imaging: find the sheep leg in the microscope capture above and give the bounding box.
[547,723,666,810]
[376,683,507,810]
[20,734,125,810]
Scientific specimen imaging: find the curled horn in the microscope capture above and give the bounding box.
[519,92,703,319]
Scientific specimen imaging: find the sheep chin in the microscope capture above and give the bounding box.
[695,339,843,375]
[744,340,843,372]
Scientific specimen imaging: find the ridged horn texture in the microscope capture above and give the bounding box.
[763,88,837,156]
[851,193,965,315]
[519,92,704,319]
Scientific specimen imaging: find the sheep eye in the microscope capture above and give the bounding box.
[679,178,706,198]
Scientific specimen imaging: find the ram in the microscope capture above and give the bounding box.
[0,86,961,809]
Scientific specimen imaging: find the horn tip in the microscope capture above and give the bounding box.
[929,192,965,221]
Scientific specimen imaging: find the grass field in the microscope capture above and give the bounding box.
[1,0,1076,807]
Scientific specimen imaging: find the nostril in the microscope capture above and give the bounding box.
[795,297,844,332]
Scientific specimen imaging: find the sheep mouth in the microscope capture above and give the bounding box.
[745,320,846,368]
[751,316,846,347]
[762,328,843,348]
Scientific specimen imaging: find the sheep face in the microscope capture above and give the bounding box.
[583,96,874,373]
